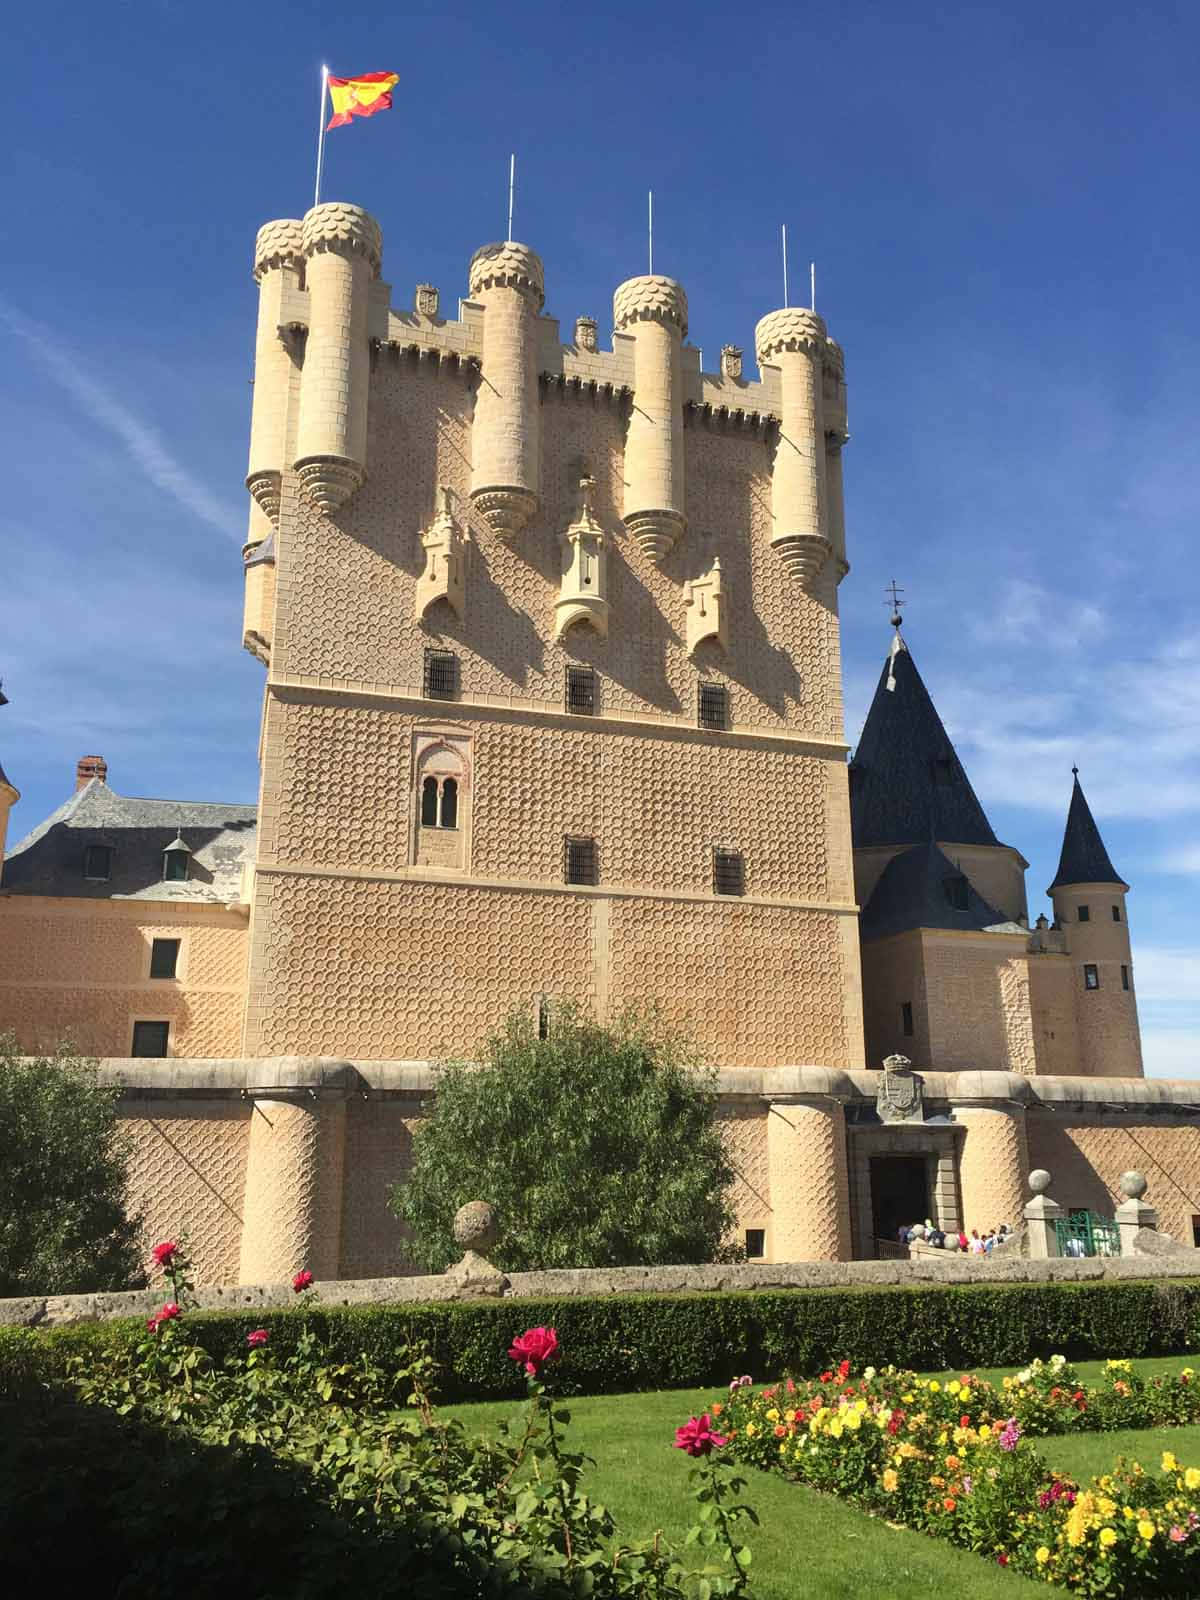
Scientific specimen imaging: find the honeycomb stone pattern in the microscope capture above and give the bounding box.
[122,1102,252,1284]
[272,375,845,737]
[339,1099,425,1278]
[468,240,545,310]
[1027,1119,1200,1251]
[239,1099,345,1282]
[613,274,689,337]
[954,1106,1030,1234]
[253,218,304,282]
[247,874,596,1058]
[608,899,850,1067]
[766,1099,851,1261]
[301,202,382,278]
[754,306,829,364]
[719,1102,770,1238]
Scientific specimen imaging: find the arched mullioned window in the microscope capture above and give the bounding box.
[421,775,439,826]
[440,777,458,829]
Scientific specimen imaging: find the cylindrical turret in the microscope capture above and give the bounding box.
[822,337,849,582]
[0,760,18,882]
[293,202,382,513]
[241,532,276,665]
[246,218,304,538]
[613,274,688,562]
[755,307,838,589]
[468,241,545,537]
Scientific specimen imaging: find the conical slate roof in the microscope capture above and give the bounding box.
[850,633,1000,849]
[859,841,1006,943]
[1049,774,1124,890]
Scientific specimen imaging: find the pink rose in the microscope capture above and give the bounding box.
[247,1328,270,1348]
[292,1270,314,1293]
[147,1301,181,1334]
[508,1326,560,1377]
[674,1414,728,1458]
[151,1241,179,1268]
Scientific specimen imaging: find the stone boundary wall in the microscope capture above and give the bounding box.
[5,1249,1199,1331]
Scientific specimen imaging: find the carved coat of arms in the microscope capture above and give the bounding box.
[877,1054,925,1123]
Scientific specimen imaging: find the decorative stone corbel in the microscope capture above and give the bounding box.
[684,557,726,655]
[415,486,466,620]
[554,476,609,639]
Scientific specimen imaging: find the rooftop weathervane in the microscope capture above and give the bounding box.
[885,579,905,630]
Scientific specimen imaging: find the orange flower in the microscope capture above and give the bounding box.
[945,1455,960,1471]
[711,1402,723,1416]
[774,1425,786,1437]
[944,1497,957,1513]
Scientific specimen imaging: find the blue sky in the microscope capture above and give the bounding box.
[3,3,1198,1074]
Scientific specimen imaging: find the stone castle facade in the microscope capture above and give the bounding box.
[0,197,1195,1282]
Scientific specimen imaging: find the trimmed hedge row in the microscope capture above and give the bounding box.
[4,1278,1198,1403]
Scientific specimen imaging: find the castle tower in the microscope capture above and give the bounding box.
[613,273,688,561]
[468,240,545,536]
[1048,772,1143,1078]
[0,686,18,880]
[754,307,844,590]
[293,202,382,513]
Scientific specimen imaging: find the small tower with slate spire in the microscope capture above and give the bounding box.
[1048,770,1143,1078]
[0,684,19,881]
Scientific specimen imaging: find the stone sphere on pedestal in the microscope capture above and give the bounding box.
[453,1201,500,1254]
[1028,1169,1052,1195]
[1118,1171,1148,1200]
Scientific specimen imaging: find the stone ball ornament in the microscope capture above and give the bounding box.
[1027,1169,1052,1195]
[1119,1171,1148,1200]
[453,1201,500,1253]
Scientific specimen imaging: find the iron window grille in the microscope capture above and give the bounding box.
[423,648,459,700]
[697,681,729,730]
[564,835,598,886]
[149,939,180,980]
[565,665,596,715]
[712,848,745,897]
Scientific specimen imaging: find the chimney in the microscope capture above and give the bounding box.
[76,755,108,791]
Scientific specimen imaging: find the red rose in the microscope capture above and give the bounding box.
[147,1301,181,1334]
[820,1371,833,1383]
[508,1325,559,1377]
[292,1270,314,1293]
[997,1554,1010,1567]
[960,1414,971,1428]
[837,1359,851,1380]
[247,1328,270,1348]
[151,1241,179,1268]
[674,1414,728,1457]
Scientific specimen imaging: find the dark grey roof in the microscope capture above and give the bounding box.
[2,780,256,903]
[850,634,1000,850]
[1049,775,1124,890]
[860,841,1005,943]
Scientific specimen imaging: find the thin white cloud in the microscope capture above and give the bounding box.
[0,296,240,541]
[1140,1028,1200,1081]
[1129,947,1200,1004]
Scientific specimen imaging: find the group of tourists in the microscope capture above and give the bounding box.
[896,1220,1013,1253]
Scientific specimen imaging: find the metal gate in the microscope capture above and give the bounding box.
[1055,1210,1119,1258]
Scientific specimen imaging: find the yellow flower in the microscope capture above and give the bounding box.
[902,1393,914,1404]
[845,1411,862,1432]
[929,1381,941,1393]
[1035,1547,1050,1566]
[948,1380,961,1395]
[1099,1528,1117,1550]
[766,1408,780,1422]
[829,1417,844,1439]
[745,1422,758,1438]
[1123,1507,1135,1521]
[785,1409,796,1423]
[978,1424,991,1439]
[882,1468,899,1492]
[1186,1467,1200,1490]
[1163,1451,1178,1472]
[1138,1520,1155,1542]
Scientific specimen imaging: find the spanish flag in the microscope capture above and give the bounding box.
[326,71,399,130]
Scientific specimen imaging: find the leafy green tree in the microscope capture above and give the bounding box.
[0,1034,142,1295]
[391,1005,736,1272]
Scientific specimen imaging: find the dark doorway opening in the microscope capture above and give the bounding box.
[870,1155,930,1252]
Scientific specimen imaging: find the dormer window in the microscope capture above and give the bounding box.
[83,844,112,881]
[943,874,969,912]
[162,835,191,883]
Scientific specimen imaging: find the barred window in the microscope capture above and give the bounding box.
[712,848,745,897]
[697,681,728,730]
[423,648,459,700]
[564,835,598,886]
[565,665,596,715]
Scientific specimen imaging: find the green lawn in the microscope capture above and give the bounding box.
[443,1355,1199,1599]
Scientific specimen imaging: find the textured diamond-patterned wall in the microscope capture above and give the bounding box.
[1027,1118,1200,1248]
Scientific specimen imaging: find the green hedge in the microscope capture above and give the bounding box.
[4,1278,1198,1403]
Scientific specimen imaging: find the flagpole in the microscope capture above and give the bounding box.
[781,224,788,308]
[313,64,330,208]
[810,260,816,312]
[507,154,515,242]
[648,190,653,276]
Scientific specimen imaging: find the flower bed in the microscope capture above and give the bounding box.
[721,1359,1200,1595]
